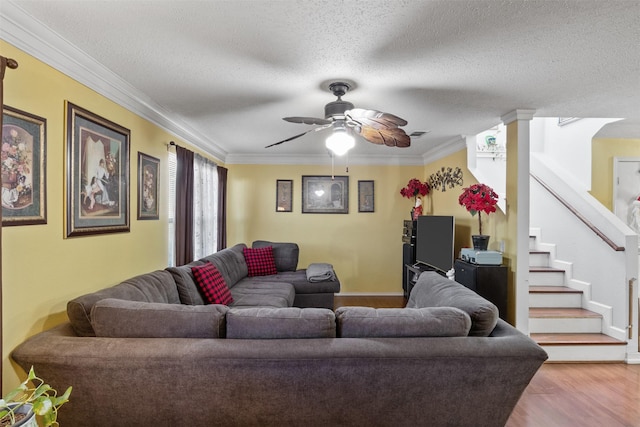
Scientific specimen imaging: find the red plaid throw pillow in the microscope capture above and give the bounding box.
[243,246,278,277]
[191,262,233,305]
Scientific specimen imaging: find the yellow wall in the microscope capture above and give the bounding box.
[227,163,423,293]
[591,138,640,210]
[0,42,214,390]
[425,150,507,255]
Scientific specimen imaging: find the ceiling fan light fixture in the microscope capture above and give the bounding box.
[325,128,355,156]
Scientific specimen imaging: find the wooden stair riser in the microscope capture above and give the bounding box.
[529,270,565,286]
[529,317,602,334]
[529,292,582,308]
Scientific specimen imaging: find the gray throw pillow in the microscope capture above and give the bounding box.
[226,307,336,339]
[91,298,228,338]
[335,306,471,338]
[252,240,299,272]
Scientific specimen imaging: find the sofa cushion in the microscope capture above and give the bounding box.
[407,271,499,337]
[230,281,295,308]
[191,263,233,305]
[243,246,278,277]
[166,260,207,305]
[91,298,228,338]
[67,269,181,337]
[335,306,471,338]
[226,307,336,339]
[252,240,299,272]
[199,243,248,288]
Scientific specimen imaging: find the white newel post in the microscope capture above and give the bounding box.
[502,109,535,333]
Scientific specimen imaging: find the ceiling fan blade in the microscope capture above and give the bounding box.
[359,126,411,148]
[346,108,408,128]
[265,124,332,148]
[283,116,332,125]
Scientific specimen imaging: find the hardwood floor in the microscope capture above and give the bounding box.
[334,296,640,427]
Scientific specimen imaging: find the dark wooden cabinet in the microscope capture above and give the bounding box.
[454,259,508,321]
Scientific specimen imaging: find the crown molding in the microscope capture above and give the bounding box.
[225,152,426,166]
[422,135,466,163]
[0,1,228,161]
[501,109,536,125]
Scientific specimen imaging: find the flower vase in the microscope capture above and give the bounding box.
[472,235,490,251]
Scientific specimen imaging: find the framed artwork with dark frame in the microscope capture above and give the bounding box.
[276,179,293,212]
[65,101,130,237]
[358,180,375,213]
[301,175,349,214]
[137,152,160,220]
[1,105,47,226]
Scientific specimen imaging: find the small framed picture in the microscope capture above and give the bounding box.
[1,105,47,226]
[358,180,374,213]
[276,179,293,212]
[137,152,160,220]
[301,175,349,214]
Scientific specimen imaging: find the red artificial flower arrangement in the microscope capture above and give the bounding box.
[458,183,498,235]
[400,178,430,200]
[400,178,430,220]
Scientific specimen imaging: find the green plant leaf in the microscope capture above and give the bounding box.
[33,397,53,416]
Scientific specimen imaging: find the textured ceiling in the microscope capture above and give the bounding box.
[2,0,640,163]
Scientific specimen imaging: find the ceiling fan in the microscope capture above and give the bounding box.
[266,81,411,155]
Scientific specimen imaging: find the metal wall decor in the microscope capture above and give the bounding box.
[428,166,463,192]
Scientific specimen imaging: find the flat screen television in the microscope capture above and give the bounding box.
[415,215,455,274]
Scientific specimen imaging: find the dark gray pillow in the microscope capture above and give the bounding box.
[166,260,206,305]
[91,299,228,338]
[252,240,299,272]
[335,306,471,338]
[226,307,335,339]
[407,271,498,337]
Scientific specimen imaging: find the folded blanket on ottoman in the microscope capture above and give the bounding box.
[306,263,337,282]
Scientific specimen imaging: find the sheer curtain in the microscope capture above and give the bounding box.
[193,153,218,259]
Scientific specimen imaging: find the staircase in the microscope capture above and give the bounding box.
[528,234,627,362]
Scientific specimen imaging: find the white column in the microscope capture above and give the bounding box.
[502,109,535,333]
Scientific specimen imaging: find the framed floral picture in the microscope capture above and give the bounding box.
[66,101,130,237]
[137,152,160,220]
[1,105,47,226]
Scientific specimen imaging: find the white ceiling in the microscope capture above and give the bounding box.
[2,0,639,164]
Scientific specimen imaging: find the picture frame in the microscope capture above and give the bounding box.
[301,175,349,214]
[358,180,375,212]
[66,101,130,237]
[276,179,293,212]
[137,152,160,220]
[1,105,47,226]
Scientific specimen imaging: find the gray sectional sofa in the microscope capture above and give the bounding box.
[11,243,547,427]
